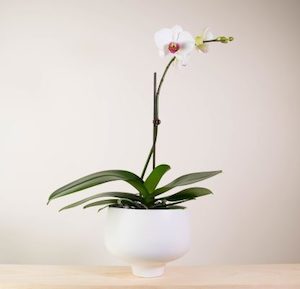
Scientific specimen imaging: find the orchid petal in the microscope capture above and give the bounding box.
[178,55,190,67]
[175,51,192,67]
[154,28,172,50]
[171,25,183,42]
[177,31,195,56]
[198,44,209,53]
[178,40,195,55]
[158,49,167,57]
[203,27,214,41]
[178,30,194,43]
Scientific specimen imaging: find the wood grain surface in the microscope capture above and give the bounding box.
[0,264,299,289]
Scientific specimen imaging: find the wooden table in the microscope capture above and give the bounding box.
[0,264,299,289]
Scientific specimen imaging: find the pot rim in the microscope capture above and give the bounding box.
[107,206,188,212]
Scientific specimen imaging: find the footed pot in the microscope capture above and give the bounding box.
[104,207,191,278]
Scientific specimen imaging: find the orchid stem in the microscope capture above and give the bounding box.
[203,39,218,43]
[153,72,157,170]
[141,56,176,179]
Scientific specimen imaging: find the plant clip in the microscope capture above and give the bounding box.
[153,119,161,126]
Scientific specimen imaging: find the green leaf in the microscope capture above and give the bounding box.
[59,192,141,212]
[97,205,112,212]
[163,205,186,209]
[154,170,221,196]
[154,205,186,209]
[144,164,171,193]
[116,198,147,208]
[83,199,118,209]
[162,187,213,201]
[153,199,195,208]
[48,170,148,203]
[83,198,141,209]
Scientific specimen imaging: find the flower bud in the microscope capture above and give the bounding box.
[195,35,204,46]
[217,36,234,43]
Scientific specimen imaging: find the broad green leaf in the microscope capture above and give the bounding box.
[48,170,148,203]
[83,198,140,209]
[116,198,147,208]
[152,199,195,208]
[153,170,221,196]
[83,199,118,209]
[144,164,171,193]
[154,205,186,209]
[163,205,186,209]
[98,205,112,212]
[161,187,213,201]
[59,192,141,212]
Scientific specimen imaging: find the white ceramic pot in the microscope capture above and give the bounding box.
[104,207,191,278]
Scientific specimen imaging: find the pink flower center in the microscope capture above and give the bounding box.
[168,42,180,53]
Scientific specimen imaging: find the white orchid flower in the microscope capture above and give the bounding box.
[154,25,195,66]
[195,28,215,53]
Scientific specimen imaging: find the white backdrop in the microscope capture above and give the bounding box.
[0,0,299,265]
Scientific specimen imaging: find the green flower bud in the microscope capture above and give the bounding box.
[217,36,234,44]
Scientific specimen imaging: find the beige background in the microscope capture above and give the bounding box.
[0,0,299,265]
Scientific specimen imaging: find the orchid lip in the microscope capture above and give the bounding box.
[168,42,180,53]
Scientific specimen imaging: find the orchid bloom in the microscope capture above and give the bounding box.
[154,25,195,66]
[195,28,215,53]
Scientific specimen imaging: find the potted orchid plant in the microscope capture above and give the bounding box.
[48,25,233,277]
